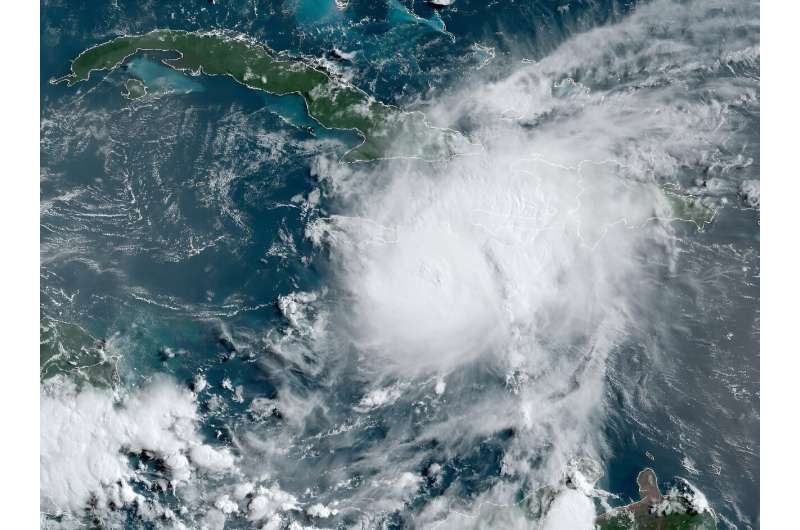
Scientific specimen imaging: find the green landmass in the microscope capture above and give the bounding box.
[122,77,147,100]
[40,319,116,385]
[53,29,469,162]
[665,191,717,230]
[599,511,717,530]
[597,468,717,530]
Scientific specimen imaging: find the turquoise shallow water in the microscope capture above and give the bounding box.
[41,1,759,528]
[126,56,204,95]
[293,0,343,25]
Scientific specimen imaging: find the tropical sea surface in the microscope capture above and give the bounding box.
[41,1,759,528]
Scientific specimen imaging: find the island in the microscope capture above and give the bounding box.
[596,468,717,529]
[52,29,470,162]
[121,77,146,100]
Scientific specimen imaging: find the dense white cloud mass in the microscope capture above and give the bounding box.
[40,376,234,517]
[313,151,668,376]
[542,490,597,530]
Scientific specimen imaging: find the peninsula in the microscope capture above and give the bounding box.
[596,468,717,529]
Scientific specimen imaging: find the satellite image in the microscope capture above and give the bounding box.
[40,1,759,528]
